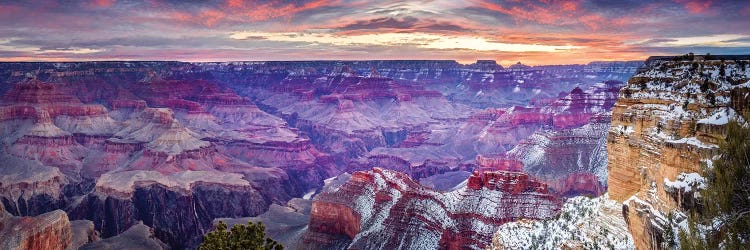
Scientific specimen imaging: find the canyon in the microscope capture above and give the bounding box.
[0,59,647,249]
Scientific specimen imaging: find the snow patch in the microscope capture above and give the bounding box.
[490,194,634,250]
[664,172,706,193]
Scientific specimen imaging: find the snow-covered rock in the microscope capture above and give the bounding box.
[490,194,634,250]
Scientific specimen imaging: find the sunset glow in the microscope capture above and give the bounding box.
[1,0,749,65]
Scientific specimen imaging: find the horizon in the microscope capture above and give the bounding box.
[1,1,749,65]
[0,58,650,67]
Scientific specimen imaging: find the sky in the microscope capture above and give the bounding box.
[0,0,749,65]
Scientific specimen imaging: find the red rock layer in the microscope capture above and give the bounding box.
[0,204,72,250]
[307,168,561,249]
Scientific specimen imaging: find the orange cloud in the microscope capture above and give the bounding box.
[578,14,606,30]
[237,0,333,22]
[161,0,338,26]
[475,0,640,31]
[478,1,569,25]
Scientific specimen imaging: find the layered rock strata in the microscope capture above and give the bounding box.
[0,203,72,250]
[305,168,561,249]
[607,55,750,249]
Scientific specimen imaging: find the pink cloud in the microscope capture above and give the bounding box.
[92,0,115,8]
[674,0,713,14]
[475,0,634,31]
[156,0,339,27]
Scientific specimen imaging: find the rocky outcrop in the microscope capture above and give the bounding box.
[0,203,72,250]
[305,168,561,249]
[507,120,610,196]
[68,220,99,250]
[68,170,273,249]
[0,154,67,216]
[606,56,750,249]
[495,82,623,197]
[79,222,167,250]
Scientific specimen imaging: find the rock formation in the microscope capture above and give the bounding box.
[0,60,642,248]
[79,222,167,250]
[606,56,750,249]
[68,220,99,250]
[489,194,634,249]
[305,168,561,249]
[215,198,313,249]
[0,203,72,250]
[0,72,333,248]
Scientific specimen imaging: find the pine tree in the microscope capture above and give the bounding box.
[199,221,283,250]
[680,120,750,248]
[663,211,676,248]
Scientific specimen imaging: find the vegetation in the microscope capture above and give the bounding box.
[706,92,716,106]
[199,220,283,250]
[700,80,710,92]
[628,77,650,90]
[663,211,676,248]
[680,120,750,249]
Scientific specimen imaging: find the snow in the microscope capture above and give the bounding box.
[302,189,316,200]
[666,137,718,149]
[663,172,706,193]
[613,124,635,135]
[490,194,634,250]
[697,107,736,125]
[326,168,560,250]
[703,158,715,170]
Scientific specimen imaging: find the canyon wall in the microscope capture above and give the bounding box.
[0,203,71,250]
[607,55,750,249]
[0,60,640,248]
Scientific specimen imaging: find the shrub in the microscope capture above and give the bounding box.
[680,120,750,249]
[199,221,283,250]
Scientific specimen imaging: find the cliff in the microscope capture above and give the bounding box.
[305,168,561,249]
[0,203,72,250]
[606,55,750,249]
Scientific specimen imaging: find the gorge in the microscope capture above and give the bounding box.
[0,56,747,249]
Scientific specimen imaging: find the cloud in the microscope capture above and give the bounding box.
[0,0,747,64]
[91,0,116,8]
[336,16,472,33]
[471,0,644,31]
[674,0,713,14]
[339,16,421,30]
[633,34,750,47]
[230,31,581,52]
